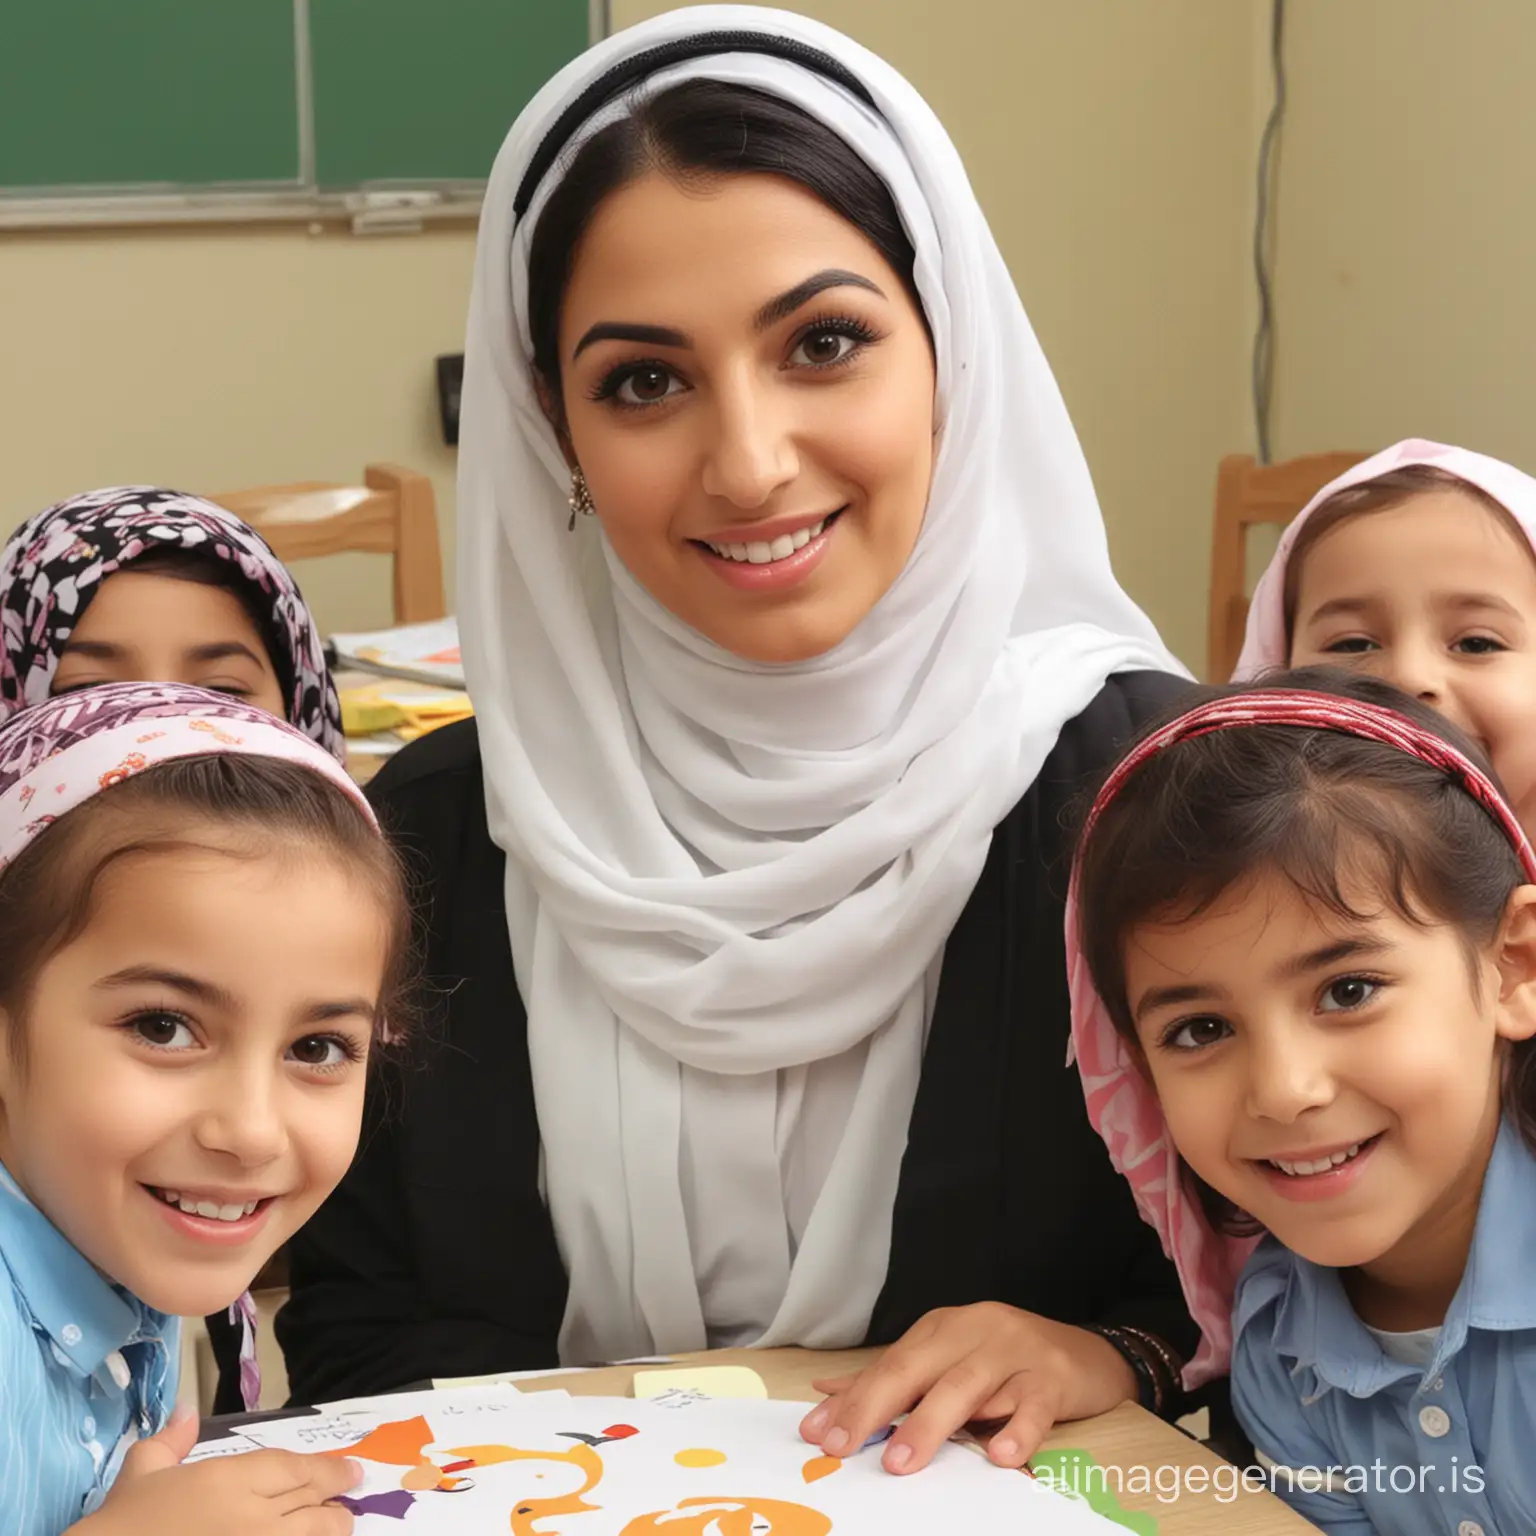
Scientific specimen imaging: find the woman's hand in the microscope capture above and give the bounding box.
[75,1407,362,1535]
[798,1302,1139,1475]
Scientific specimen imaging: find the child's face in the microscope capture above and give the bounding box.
[1290,489,1536,831]
[52,571,286,717]
[1123,867,1536,1291]
[0,837,385,1317]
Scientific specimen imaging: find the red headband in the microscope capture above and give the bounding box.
[1079,689,1536,882]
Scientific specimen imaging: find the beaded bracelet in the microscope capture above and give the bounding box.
[1081,1324,1164,1416]
[1116,1324,1184,1405]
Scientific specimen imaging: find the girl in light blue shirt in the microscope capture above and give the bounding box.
[1065,667,1536,1535]
[0,683,408,1534]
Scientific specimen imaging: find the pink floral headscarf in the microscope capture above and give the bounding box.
[0,680,376,1409]
[1065,687,1536,1387]
[0,679,368,863]
[1235,438,1536,681]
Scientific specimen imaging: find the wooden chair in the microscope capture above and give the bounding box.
[1208,451,1368,682]
[213,462,446,624]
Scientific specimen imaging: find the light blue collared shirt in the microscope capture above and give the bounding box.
[1232,1116,1536,1535]
[0,1162,179,1535]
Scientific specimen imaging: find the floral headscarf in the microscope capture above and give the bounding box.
[0,487,343,763]
[0,680,374,1409]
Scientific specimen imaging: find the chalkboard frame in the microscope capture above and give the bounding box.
[0,0,605,231]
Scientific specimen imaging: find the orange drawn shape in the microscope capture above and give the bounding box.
[321,1415,479,1495]
[448,1440,607,1536]
[323,1415,433,1468]
[620,1496,832,1535]
[800,1454,841,1484]
[603,1424,639,1439]
[674,1447,727,1468]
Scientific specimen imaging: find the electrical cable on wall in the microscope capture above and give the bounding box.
[1252,0,1287,465]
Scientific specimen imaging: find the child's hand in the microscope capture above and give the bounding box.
[798,1302,1139,1475]
[75,1406,363,1535]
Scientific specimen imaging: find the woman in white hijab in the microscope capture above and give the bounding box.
[282,5,1195,1470]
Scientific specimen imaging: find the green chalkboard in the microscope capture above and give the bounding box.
[0,0,589,202]
[311,0,590,186]
[0,1,300,189]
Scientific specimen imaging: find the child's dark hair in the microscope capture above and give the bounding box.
[1283,464,1525,646]
[0,754,414,1061]
[1074,664,1536,1233]
[118,547,292,701]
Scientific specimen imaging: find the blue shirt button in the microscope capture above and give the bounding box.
[105,1351,131,1390]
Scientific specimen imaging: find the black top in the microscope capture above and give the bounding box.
[278,669,1196,1406]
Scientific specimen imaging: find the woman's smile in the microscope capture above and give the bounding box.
[692,508,846,592]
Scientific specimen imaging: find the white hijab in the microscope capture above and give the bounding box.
[458,5,1184,1365]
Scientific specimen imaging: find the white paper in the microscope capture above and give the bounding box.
[330,618,464,686]
[190,1390,1118,1532]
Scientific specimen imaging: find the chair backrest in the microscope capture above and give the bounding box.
[213,462,445,625]
[1208,451,1368,682]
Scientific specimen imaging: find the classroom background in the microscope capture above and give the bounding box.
[0,0,1527,682]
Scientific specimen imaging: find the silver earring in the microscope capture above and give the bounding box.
[567,466,596,531]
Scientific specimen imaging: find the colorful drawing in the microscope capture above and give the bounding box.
[189,1392,1118,1533]
[320,1415,476,1492]
[335,1489,417,1520]
[450,1439,607,1535]
[324,1419,648,1529]
[323,1416,646,1534]
[618,1497,833,1535]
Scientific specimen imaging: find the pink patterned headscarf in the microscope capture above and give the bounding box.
[0,679,370,866]
[0,680,376,1410]
[1065,687,1536,1387]
[1234,438,1536,681]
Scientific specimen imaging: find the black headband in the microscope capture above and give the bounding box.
[513,30,879,219]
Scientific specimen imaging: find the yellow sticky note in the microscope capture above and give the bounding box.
[632,1365,768,1399]
[340,690,409,736]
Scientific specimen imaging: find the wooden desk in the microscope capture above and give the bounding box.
[519,1347,1318,1534]
[345,746,386,787]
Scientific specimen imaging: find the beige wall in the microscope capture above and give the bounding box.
[1272,0,1536,472]
[0,224,474,633]
[0,2,1264,668]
